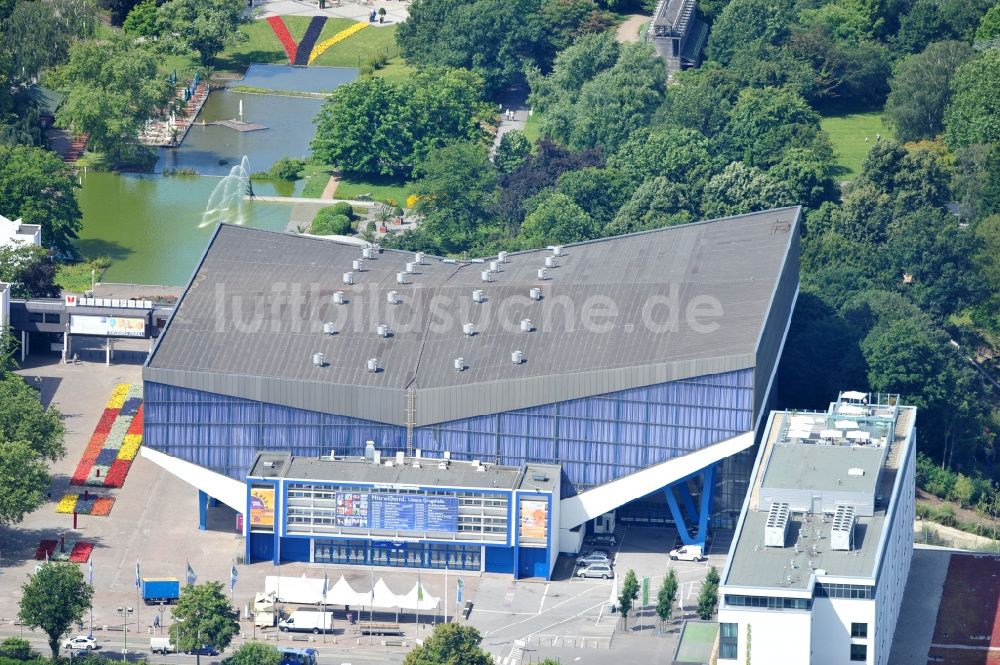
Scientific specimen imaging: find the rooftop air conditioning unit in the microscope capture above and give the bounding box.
[362,247,373,260]
[377,324,390,338]
[831,505,856,551]
[353,259,363,272]
[454,357,465,372]
[520,318,533,332]
[511,350,523,364]
[463,323,475,336]
[481,270,492,283]
[498,251,508,263]
[312,352,325,367]
[764,502,790,547]
[333,291,346,305]
[366,358,378,373]
[473,290,485,303]
[343,272,354,285]
[529,288,541,301]
[537,268,548,280]
[387,291,400,305]
[545,256,556,268]
[323,322,336,335]
[396,272,408,284]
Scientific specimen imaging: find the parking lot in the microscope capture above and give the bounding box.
[0,353,729,664]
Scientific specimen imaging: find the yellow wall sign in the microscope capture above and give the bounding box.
[519,499,548,540]
[249,487,275,528]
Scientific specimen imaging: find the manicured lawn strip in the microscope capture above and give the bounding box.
[820,111,891,179]
[333,175,413,206]
[523,110,544,144]
[374,59,416,84]
[310,24,399,68]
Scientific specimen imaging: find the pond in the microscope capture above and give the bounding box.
[239,63,357,94]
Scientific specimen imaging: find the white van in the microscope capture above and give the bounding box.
[150,637,175,654]
[278,610,334,634]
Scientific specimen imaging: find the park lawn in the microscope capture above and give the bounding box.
[311,24,399,68]
[56,259,110,293]
[821,111,892,179]
[333,175,413,206]
[522,110,544,144]
[299,163,336,198]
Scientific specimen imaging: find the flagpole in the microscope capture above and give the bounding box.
[135,559,141,635]
[88,556,94,638]
[416,570,420,627]
[444,565,448,624]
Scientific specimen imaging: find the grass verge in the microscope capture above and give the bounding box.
[333,175,412,206]
[821,111,890,179]
[56,258,111,293]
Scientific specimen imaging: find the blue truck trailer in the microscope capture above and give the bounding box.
[141,578,180,605]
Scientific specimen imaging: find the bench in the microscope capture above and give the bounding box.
[463,602,474,620]
[359,623,403,636]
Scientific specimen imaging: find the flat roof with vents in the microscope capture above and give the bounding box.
[145,208,800,426]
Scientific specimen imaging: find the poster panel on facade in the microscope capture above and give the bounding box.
[249,487,275,528]
[519,499,548,540]
[69,314,146,338]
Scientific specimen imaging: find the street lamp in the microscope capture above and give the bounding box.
[117,606,133,663]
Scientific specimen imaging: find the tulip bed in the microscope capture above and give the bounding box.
[56,493,116,516]
[69,384,144,490]
[267,16,297,63]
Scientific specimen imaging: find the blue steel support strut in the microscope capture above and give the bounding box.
[663,463,718,548]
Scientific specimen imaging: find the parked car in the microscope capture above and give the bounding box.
[150,637,175,654]
[587,533,617,546]
[577,563,614,579]
[575,551,611,567]
[669,545,706,562]
[184,645,219,656]
[62,636,97,651]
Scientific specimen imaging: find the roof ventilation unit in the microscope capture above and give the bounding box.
[463,323,476,336]
[520,318,533,332]
[481,270,492,283]
[443,451,451,460]
[764,502,790,547]
[362,247,373,260]
[396,451,405,465]
[387,291,400,305]
[498,251,508,263]
[847,467,865,477]
[414,252,424,264]
[333,291,346,305]
[529,288,542,301]
[312,352,325,368]
[831,505,856,551]
[322,322,336,335]
[454,357,465,372]
[537,268,548,280]
[490,260,501,273]
[473,290,485,303]
[373,450,382,465]
[377,324,390,338]
[343,272,354,285]
[364,441,376,460]
[551,245,563,257]
[366,358,379,373]
[511,350,524,364]
[544,256,556,268]
[405,262,416,274]
[396,272,408,284]
[353,259,363,272]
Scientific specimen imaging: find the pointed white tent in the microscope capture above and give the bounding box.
[371,578,400,609]
[400,580,440,610]
[325,575,369,607]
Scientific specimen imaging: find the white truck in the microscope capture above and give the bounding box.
[669,545,706,561]
[278,610,335,634]
[150,637,175,654]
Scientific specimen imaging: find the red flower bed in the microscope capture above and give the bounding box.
[103,459,131,488]
[68,541,94,563]
[267,16,297,63]
[93,408,119,437]
[91,497,114,516]
[127,405,143,436]
[35,540,56,560]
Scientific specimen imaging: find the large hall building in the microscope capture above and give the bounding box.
[140,207,801,578]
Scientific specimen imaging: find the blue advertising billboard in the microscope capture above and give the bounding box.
[334,492,459,533]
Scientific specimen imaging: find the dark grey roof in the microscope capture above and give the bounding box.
[248,452,560,492]
[145,207,800,426]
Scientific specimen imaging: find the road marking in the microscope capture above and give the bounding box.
[484,584,605,637]
[538,583,550,614]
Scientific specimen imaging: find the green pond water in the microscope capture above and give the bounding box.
[77,171,298,286]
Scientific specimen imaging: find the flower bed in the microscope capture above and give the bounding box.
[56,493,116,515]
[69,541,94,563]
[267,16,297,63]
[91,497,114,516]
[66,384,144,495]
[308,21,368,64]
[35,540,56,560]
[56,494,78,514]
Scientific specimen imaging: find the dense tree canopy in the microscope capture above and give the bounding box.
[403,624,492,665]
[157,0,250,66]
[885,40,974,142]
[944,49,1000,148]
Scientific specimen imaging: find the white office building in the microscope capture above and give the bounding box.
[718,391,916,665]
[0,213,41,248]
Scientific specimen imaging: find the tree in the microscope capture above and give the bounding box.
[18,562,92,658]
[0,244,59,298]
[768,147,837,209]
[123,0,162,37]
[885,41,974,142]
[157,0,250,66]
[4,0,97,82]
[700,162,795,219]
[944,49,1000,149]
[894,0,953,54]
[608,127,718,198]
[606,177,696,236]
[0,373,66,462]
[169,582,240,665]
[310,207,353,235]
[618,569,640,630]
[655,569,679,627]
[519,190,598,247]
[528,31,620,111]
[0,441,50,525]
[223,642,280,665]
[402,623,491,665]
[723,87,828,169]
[706,0,790,65]
[0,145,82,259]
[495,130,532,175]
[695,567,718,620]
[555,166,630,225]
[977,2,1000,42]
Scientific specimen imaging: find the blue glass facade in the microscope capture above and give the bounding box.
[145,368,753,492]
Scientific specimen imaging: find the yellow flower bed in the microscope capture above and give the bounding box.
[117,434,142,461]
[56,494,79,514]
[107,383,131,409]
[308,22,368,64]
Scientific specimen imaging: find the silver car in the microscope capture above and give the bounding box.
[62,635,97,650]
[575,551,611,567]
[577,563,614,579]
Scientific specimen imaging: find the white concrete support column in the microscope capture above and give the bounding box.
[105,337,110,366]
[62,331,68,364]
[20,329,26,363]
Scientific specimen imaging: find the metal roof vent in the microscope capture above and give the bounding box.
[511,350,523,364]
[322,322,336,335]
[364,441,376,460]
[551,245,563,257]
[481,270,492,283]
[544,256,556,268]
[490,260,501,272]
[537,268,548,280]
[343,272,354,285]
[387,291,400,305]
[366,358,378,373]
[396,451,405,465]
[414,252,424,264]
[498,251,508,263]
[377,324,390,338]
[353,259,363,272]
[531,473,548,482]
[373,450,382,465]
[312,352,325,367]
[333,291,345,305]
[473,290,485,303]
[847,467,865,477]
[831,505,856,551]
[362,247,373,260]
[463,323,476,336]
[529,288,541,301]
[764,502,790,547]
[454,357,465,372]
[405,262,416,274]
[396,272,408,284]
[520,318,532,332]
